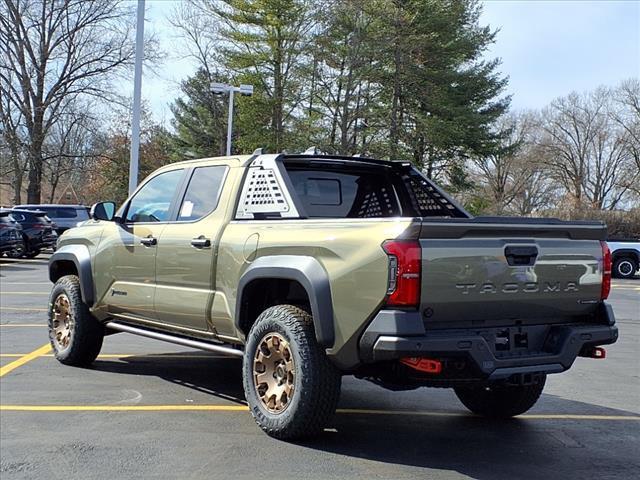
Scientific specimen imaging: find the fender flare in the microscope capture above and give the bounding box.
[236,255,334,348]
[48,245,95,306]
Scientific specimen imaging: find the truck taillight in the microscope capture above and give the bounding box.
[382,239,421,308]
[600,241,611,300]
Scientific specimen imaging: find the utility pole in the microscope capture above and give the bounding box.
[211,82,254,156]
[128,0,145,196]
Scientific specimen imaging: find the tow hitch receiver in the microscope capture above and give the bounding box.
[400,357,442,374]
[588,347,606,359]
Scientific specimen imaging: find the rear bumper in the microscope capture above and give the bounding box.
[32,233,57,250]
[359,304,618,380]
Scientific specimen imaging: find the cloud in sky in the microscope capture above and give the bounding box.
[136,0,640,124]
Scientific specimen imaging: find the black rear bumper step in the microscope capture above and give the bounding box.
[359,305,618,379]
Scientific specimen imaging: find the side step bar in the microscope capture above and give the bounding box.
[105,321,244,358]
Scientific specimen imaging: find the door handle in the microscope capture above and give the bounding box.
[140,236,157,247]
[191,236,211,249]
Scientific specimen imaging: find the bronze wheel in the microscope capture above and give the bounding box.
[253,332,295,414]
[48,275,103,366]
[243,305,341,439]
[52,293,74,350]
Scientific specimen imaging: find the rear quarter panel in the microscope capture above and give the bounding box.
[216,218,413,358]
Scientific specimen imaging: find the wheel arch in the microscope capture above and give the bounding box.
[236,255,334,348]
[49,245,95,306]
[611,248,640,264]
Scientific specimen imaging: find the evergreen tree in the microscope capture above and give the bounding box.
[377,0,510,178]
[206,0,316,152]
[170,69,229,158]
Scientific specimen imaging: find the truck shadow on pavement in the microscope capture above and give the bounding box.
[92,353,246,405]
[91,353,639,480]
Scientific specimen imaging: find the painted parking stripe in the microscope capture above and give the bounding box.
[0,353,234,359]
[0,292,50,295]
[0,324,46,327]
[0,307,48,312]
[0,343,51,378]
[0,404,638,421]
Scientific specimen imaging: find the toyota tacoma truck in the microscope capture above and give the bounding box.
[47,152,618,439]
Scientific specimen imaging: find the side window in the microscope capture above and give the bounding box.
[126,169,184,223]
[177,166,227,221]
[55,208,78,219]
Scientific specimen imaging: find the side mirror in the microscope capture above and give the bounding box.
[90,201,116,221]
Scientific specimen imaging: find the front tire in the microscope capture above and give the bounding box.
[242,305,341,440]
[613,257,638,279]
[48,275,104,366]
[454,375,546,418]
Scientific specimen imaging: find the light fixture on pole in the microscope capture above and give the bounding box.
[210,82,254,156]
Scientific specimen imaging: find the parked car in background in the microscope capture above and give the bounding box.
[9,209,57,258]
[607,239,640,279]
[14,204,90,235]
[0,209,25,258]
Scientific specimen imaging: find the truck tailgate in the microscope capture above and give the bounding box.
[418,217,607,328]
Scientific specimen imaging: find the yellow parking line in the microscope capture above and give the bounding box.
[0,324,46,327]
[0,404,637,421]
[0,307,47,312]
[0,405,249,412]
[0,343,51,378]
[0,353,232,359]
[0,292,49,295]
[339,409,640,421]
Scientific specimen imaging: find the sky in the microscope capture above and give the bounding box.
[136,0,640,125]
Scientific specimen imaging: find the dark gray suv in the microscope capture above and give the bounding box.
[14,204,90,235]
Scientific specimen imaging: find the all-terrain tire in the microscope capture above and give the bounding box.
[242,305,341,440]
[613,257,638,279]
[454,375,546,418]
[48,275,104,366]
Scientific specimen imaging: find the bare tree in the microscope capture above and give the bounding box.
[539,87,638,210]
[471,112,537,213]
[0,75,27,204]
[42,100,100,202]
[0,0,139,203]
[613,79,640,195]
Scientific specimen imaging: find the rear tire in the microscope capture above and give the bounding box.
[48,275,104,366]
[6,240,25,258]
[242,305,341,440]
[613,257,638,279]
[22,248,41,259]
[454,375,546,417]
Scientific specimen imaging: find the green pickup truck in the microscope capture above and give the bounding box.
[48,152,618,439]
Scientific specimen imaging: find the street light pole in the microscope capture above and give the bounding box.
[128,0,145,196]
[211,82,253,156]
[226,88,234,156]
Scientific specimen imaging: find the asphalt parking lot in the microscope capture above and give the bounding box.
[0,255,638,480]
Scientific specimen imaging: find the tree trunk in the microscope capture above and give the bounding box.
[26,137,43,203]
[389,11,403,159]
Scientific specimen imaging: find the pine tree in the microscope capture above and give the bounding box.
[170,69,229,158]
[379,0,510,178]
[207,0,316,152]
